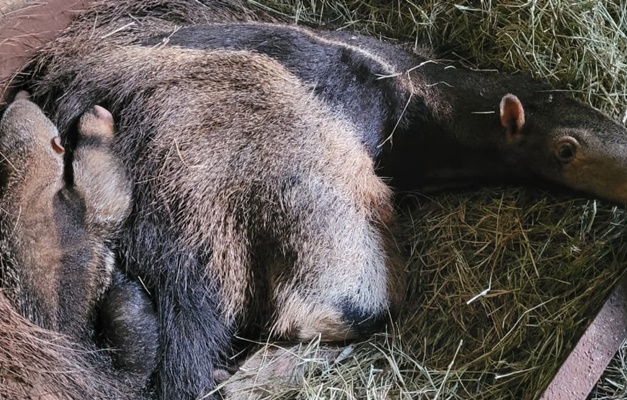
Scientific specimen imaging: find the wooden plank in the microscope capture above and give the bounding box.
[0,0,95,98]
[540,273,627,400]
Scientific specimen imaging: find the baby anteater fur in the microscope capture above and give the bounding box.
[0,94,157,399]
[11,0,627,398]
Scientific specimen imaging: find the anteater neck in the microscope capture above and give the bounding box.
[378,63,550,193]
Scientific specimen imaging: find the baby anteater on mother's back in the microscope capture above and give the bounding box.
[0,93,157,399]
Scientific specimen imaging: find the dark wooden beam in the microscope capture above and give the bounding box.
[540,273,627,400]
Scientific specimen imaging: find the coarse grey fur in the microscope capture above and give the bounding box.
[38,45,404,399]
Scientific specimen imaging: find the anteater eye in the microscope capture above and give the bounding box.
[555,137,579,163]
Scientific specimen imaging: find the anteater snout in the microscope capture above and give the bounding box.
[14,90,30,101]
[1,98,60,143]
[0,98,64,174]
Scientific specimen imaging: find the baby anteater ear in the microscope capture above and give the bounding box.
[51,137,64,154]
[500,94,525,141]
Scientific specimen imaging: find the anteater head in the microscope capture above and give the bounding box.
[0,92,125,337]
[0,92,70,329]
[0,91,65,182]
[499,93,627,204]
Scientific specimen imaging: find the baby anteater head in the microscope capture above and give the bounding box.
[0,91,65,191]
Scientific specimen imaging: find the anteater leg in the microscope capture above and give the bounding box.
[72,105,131,235]
[155,270,232,399]
[269,173,405,342]
[223,171,405,398]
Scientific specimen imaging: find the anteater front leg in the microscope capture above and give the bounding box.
[72,105,132,237]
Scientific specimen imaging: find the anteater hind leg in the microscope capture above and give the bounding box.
[221,168,405,399]
[269,170,405,343]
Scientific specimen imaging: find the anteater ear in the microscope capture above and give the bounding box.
[51,137,65,154]
[500,94,525,140]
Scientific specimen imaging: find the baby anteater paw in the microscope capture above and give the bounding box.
[77,105,115,142]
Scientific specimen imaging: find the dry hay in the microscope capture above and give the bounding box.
[226,1,627,399]
[254,0,627,119]
[593,337,627,399]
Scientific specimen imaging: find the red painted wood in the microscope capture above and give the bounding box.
[0,0,96,98]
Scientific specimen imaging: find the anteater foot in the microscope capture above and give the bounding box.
[78,105,115,140]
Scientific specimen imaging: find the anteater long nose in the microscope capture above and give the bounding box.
[594,160,627,205]
[14,91,30,100]
[1,99,60,145]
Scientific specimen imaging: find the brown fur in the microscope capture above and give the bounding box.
[0,96,130,337]
[0,95,155,398]
[73,105,132,240]
[0,289,131,400]
[0,97,66,327]
[0,1,407,397]
[20,38,405,397]
[76,44,403,332]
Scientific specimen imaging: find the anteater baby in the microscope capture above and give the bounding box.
[0,92,157,399]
